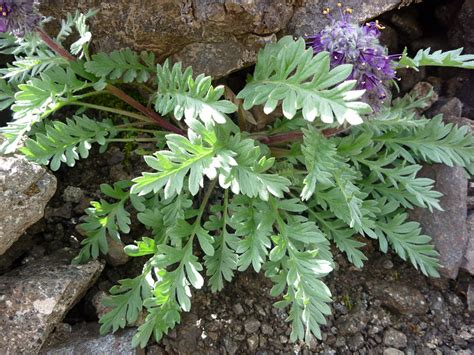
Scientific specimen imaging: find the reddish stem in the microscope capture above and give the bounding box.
[36,27,185,135]
[105,85,184,135]
[37,27,76,61]
[258,126,350,145]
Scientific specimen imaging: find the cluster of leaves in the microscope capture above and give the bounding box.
[1,11,474,350]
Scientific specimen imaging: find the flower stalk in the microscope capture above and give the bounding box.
[35,27,185,135]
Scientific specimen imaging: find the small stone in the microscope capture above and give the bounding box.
[348,333,364,351]
[62,186,84,203]
[104,238,129,266]
[371,281,429,315]
[336,310,369,336]
[223,337,239,355]
[409,82,438,111]
[244,318,261,333]
[91,291,111,319]
[261,324,273,336]
[384,348,404,355]
[383,328,408,349]
[247,334,259,352]
[439,97,463,118]
[233,303,244,315]
[382,260,394,270]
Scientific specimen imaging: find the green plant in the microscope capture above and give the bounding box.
[1,9,473,348]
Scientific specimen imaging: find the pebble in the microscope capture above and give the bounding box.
[384,348,404,355]
[348,333,365,351]
[383,328,408,349]
[244,318,261,333]
[233,303,244,315]
[62,186,84,203]
[247,334,259,352]
[261,324,274,336]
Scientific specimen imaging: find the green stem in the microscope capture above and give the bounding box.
[70,102,154,123]
[107,138,160,143]
[115,127,164,134]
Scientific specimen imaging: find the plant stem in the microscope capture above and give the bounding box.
[107,138,159,143]
[70,101,154,123]
[36,27,185,136]
[257,126,352,146]
[105,84,185,135]
[36,27,76,61]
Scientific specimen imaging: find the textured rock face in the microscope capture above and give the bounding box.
[0,155,57,255]
[43,324,137,355]
[370,281,429,315]
[410,164,468,279]
[0,251,104,354]
[462,213,474,275]
[41,0,404,78]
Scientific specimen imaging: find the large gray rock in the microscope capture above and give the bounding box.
[0,155,56,255]
[410,164,468,279]
[41,0,407,78]
[0,251,104,354]
[462,213,474,275]
[42,324,138,355]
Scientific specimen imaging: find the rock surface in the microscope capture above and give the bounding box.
[0,155,57,255]
[42,324,138,355]
[0,251,103,354]
[41,0,406,78]
[410,164,468,279]
[370,281,429,315]
[462,213,474,275]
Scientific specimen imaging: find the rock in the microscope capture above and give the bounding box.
[245,318,261,333]
[410,164,468,279]
[223,337,239,355]
[247,334,259,352]
[336,309,369,336]
[468,283,474,313]
[429,97,464,119]
[379,24,399,53]
[233,303,244,315]
[42,323,139,354]
[62,186,84,204]
[408,82,438,111]
[462,213,474,275]
[384,348,405,355]
[383,328,408,349]
[261,323,274,336]
[390,8,423,39]
[0,250,103,354]
[348,333,365,351]
[397,67,426,92]
[41,0,408,78]
[91,290,111,319]
[371,281,429,315]
[104,238,129,266]
[0,155,57,255]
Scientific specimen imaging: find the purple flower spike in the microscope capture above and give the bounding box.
[306,7,398,106]
[0,0,41,37]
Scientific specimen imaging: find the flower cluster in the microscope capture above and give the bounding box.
[0,0,40,36]
[306,5,398,104]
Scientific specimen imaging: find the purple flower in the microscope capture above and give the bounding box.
[0,0,40,37]
[306,7,399,104]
